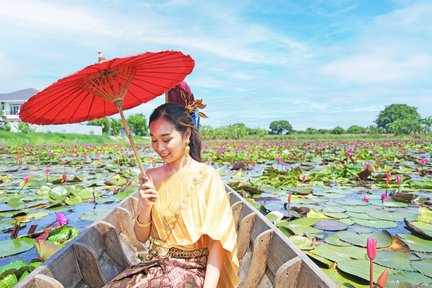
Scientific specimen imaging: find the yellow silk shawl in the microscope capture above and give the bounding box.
[151,162,239,288]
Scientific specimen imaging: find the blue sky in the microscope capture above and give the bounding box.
[1,0,431,130]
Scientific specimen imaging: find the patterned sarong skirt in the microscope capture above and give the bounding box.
[104,247,208,288]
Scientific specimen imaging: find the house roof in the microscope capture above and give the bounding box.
[0,88,38,101]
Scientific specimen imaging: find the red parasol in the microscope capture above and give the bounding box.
[19,50,195,176]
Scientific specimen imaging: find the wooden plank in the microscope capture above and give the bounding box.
[231,201,243,230]
[32,275,64,288]
[240,229,273,288]
[72,242,106,287]
[95,221,130,269]
[274,257,302,288]
[237,213,256,260]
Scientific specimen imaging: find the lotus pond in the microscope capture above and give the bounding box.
[0,140,431,287]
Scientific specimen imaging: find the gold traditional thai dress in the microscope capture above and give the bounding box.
[106,163,239,288]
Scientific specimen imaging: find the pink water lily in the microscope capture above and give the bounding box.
[55,212,68,226]
[62,174,68,182]
[395,175,402,184]
[301,175,307,183]
[377,269,388,288]
[362,196,370,203]
[419,157,427,166]
[367,237,377,288]
[346,151,355,158]
[23,176,29,184]
[287,192,293,210]
[380,193,388,203]
[364,162,373,168]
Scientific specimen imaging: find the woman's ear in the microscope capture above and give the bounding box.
[185,128,192,141]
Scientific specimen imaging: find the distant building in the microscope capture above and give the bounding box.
[0,88,102,135]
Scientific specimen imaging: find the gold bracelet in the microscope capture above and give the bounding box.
[135,217,152,228]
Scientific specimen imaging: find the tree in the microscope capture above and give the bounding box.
[110,119,122,136]
[346,125,366,134]
[127,114,148,136]
[269,120,293,135]
[305,128,317,134]
[387,118,421,135]
[420,116,432,133]
[18,122,34,133]
[331,126,344,134]
[375,104,421,133]
[88,117,111,134]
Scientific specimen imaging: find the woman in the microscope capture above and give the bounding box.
[105,103,239,288]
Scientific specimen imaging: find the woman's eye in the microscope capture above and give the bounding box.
[163,139,170,143]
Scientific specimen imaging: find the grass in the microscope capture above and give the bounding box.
[1,130,431,146]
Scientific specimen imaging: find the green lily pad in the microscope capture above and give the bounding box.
[367,210,417,222]
[321,267,369,288]
[311,243,366,263]
[0,273,18,288]
[337,259,387,282]
[265,211,284,223]
[346,211,375,220]
[374,251,416,271]
[0,238,35,257]
[307,253,334,268]
[398,234,432,252]
[389,271,432,285]
[349,225,374,234]
[289,235,314,250]
[353,218,398,229]
[418,207,432,224]
[323,206,346,213]
[79,207,111,222]
[323,212,349,219]
[314,219,348,231]
[339,218,355,226]
[324,233,351,247]
[0,260,26,274]
[337,230,392,248]
[410,258,432,278]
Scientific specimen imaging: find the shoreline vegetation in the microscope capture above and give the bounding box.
[1,130,431,146]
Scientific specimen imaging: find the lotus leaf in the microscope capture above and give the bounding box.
[337,230,392,248]
[410,258,432,278]
[344,205,370,213]
[0,260,26,274]
[0,238,35,257]
[278,226,292,237]
[324,233,351,247]
[36,186,51,195]
[353,218,398,229]
[0,273,18,287]
[314,219,348,231]
[418,207,432,224]
[289,235,314,250]
[307,253,334,268]
[48,225,79,245]
[74,187,95,200]
[13,212,48,223]
[337,259,387,282]
[307,209,330,219]
[389,271,432,285]
[410,221,432,232]
[35,240,61,261]
[292,187,313,195]
[65,196,83,205]
[339,218,355,226]
[323,206,346,213]
[398,234,432,252]
[349,225,373,234]
[79,207,112,222]
[336,200,368,206]
[265,211,284,223]
[346,212,375,220]
[49,186,69,201]
[323,212,349,219]
[7,198,25,208]
[367,209,417,222]
[280,217,318,228]
[311,243,366,263]
[374,251,416,271]
[321,267,368,288]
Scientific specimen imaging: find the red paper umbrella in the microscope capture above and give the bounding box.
[19,50,195,176]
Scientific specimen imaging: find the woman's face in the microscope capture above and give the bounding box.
[149,117,187,164]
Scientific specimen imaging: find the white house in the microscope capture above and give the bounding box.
[0,88,102,135]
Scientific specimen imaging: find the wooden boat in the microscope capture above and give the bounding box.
[17,185,337,288]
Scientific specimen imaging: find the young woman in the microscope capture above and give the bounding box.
[105,103,239,288]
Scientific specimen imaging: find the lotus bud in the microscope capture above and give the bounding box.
[376,269,388,288]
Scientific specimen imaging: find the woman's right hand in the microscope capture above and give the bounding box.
[138,175,158,208]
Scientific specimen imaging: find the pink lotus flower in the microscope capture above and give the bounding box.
[377,269,388,288]
[364,162,373,168]
[419,157,427,166]
[367,237,377,288]
[45,168,50,176]
[275,156,282,162]
[362,196,369,203]
[375,157,381,164]
[395,175,402,184]
[23,176,29,184]
[55,212,68,226]
[301,175,307,183]
[287,192,293,210]
[380,193,388,203]
[346,151,355,158]
[62,174,68,182]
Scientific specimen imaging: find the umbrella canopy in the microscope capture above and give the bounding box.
[19,50,195,124]
[19,50,195,177]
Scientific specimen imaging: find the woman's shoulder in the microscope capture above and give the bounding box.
[146,166,166,187]
[190,162,220,182]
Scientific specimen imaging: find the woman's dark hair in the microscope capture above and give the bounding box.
[149,103,202,162]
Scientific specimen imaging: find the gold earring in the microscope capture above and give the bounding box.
[185,139,190,157]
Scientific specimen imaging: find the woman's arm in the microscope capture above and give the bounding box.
[204,237,224,288]
[134,174,158,243]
